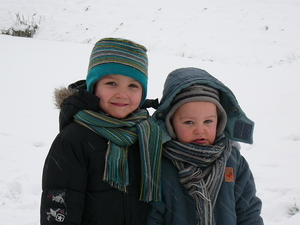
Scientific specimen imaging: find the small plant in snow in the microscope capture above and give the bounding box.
[1,12,42,38]
[288,202,299,216]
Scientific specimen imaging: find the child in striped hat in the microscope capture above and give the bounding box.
[41,38,163,224]
[148,67,263,225]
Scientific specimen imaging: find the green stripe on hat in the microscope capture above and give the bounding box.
[86,37,148,104]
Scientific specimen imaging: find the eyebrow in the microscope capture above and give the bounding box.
[178,115,216,122]
[207,115,217,118]
[99,75,114,82]
[102,75,115,79]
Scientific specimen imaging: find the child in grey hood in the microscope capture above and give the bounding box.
[148,67,263,225]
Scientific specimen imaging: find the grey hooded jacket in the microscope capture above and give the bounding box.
[148,68,263,225]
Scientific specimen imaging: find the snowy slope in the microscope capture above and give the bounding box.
[0,1,300,224]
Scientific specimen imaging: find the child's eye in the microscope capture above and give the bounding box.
[183,120,193,125]
[129,83,140,88]
[106,81,117,86]
[204,120,213,124]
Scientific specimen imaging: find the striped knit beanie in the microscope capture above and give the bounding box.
[86,37,148,103]
[165,84,227,139]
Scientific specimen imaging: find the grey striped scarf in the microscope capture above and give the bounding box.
[163,138,232,225]
[73,109,163,202]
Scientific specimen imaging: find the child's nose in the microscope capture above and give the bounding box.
[115,88,128,98]
[194,125,204,135]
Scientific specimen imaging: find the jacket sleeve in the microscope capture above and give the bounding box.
[235,154,264,225]
[40,134,88,224]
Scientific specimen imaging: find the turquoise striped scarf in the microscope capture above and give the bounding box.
[74,109,163,202]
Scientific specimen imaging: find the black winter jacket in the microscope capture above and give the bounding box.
[40,84,150,224]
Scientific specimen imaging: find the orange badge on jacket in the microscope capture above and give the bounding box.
[224,167,234,182]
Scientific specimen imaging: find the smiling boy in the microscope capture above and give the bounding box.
[41,38,163,225]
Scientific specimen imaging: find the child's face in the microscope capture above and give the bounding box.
[94,74,143,119]
[171,101,218,145]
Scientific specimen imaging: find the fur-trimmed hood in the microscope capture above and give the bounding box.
[54,86,77,110]
[53,80,100,131]
[53,79,87,110]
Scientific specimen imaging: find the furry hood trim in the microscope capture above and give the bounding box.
[53,86,77,110]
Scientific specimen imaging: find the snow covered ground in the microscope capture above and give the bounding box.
[0,0,300,224]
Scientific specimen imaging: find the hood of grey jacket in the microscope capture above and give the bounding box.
[152,67,254,144]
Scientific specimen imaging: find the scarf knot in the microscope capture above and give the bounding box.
[163,139,232,225]
[74,109,163,202]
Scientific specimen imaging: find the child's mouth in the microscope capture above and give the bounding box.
[111,102,128,107]
[193,138,207,144]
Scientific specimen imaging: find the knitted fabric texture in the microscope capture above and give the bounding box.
[163,138,232,225]
[165,84,227,139]
[86,37,148,103]
[73,109,163,202]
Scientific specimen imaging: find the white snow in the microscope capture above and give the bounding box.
[0,0,300,224]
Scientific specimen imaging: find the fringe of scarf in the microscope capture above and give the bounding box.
[163,139,232,225]
[73,109,163,202]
